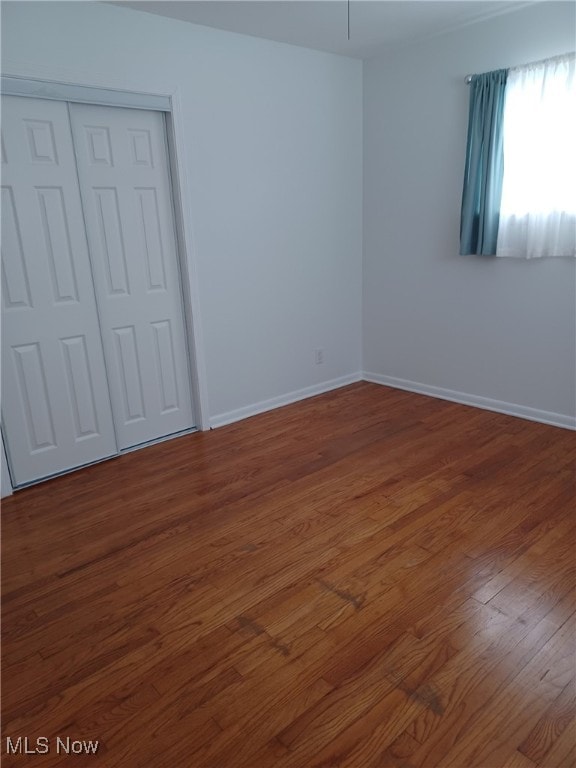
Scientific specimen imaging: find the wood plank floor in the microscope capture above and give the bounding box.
[2,382,575,768]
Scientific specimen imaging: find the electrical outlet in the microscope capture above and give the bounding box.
[314,348,325,365]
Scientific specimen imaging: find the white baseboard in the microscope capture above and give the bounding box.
[363,372,576,431]
[210,370,575,432]
[209,372,363,429]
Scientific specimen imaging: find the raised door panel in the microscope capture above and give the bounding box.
[1,96,117,486]
[69,103,194,450]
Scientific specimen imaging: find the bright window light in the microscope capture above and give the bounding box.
[497,54,576,258]
[500,56,575,216]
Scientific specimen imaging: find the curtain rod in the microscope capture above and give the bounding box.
[465,50,574,84]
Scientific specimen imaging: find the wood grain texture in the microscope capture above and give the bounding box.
[2,382,575,767]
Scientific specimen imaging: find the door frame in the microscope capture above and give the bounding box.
[1,75,210,444]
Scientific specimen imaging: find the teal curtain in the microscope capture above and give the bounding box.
[460,69,508,255]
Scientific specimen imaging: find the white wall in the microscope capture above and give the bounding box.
[2,2,363,425]
[363,2,576,426]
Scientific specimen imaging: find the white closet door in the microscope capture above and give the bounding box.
[1,96,117,486]
[69,104,194,450]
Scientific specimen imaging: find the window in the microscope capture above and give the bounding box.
[497,53,576,258]
[460,53,575,258]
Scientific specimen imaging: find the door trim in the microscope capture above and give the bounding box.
[1,76,210,433]
[163,97,210,432]
[1,75,171,111]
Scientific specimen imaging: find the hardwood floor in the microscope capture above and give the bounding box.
[2,382,575,768]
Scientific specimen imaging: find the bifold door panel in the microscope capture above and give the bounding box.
[1,96,194,486]
[69,104,194,450]
[1,96,117,486]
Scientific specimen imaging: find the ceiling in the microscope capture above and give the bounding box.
[113,1,534,59]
